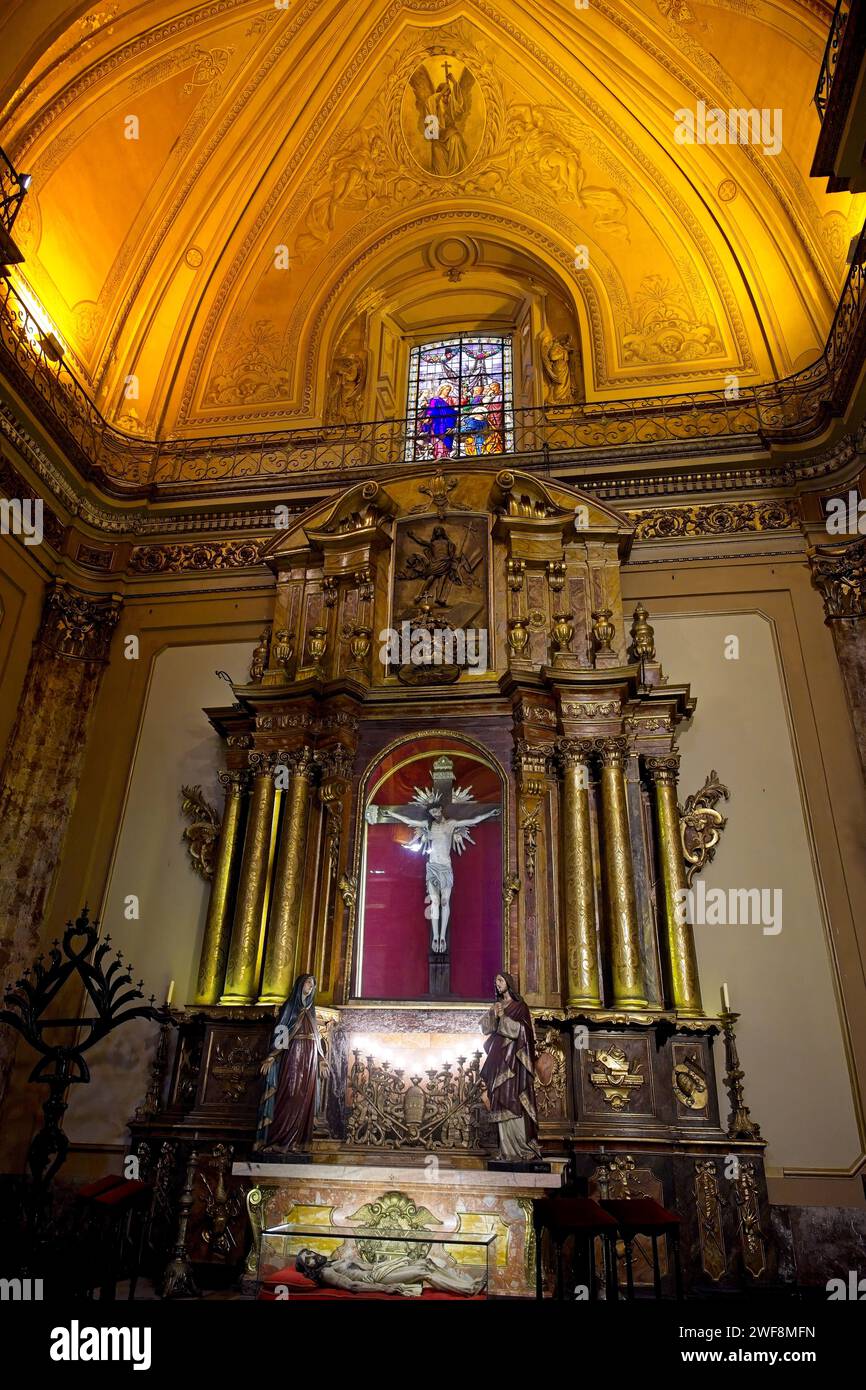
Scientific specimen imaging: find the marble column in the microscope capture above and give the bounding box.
[644,754,702,1014]
[557,739,600,1007]
[599,738,647,1010]
[258,747,316,1006]
[194,770,247,1005]
[809,538,866,782]
[0,580,122,1104]
[220,753,276,1005]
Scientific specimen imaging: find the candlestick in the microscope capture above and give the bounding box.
[720,1010,762,1141]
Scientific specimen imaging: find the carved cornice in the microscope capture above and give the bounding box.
[37,581,121,662]
[128,539,269,573]
[561,700,620,719]
[627,500,798,541]
[252,709,359,737]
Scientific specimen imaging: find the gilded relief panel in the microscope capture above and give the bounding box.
[391,513,489,636]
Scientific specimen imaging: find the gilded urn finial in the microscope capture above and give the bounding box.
[628,602,656,662]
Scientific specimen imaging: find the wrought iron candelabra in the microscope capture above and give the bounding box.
[0,904,169,1188]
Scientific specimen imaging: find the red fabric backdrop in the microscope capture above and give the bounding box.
[358,738,502,1000]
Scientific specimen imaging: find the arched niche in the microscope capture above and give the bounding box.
[352,731,506,1002]
[318,228,588,425]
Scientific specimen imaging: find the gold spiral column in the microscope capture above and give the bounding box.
[599,738,647,1009]
[220,753,276,1005]
[645,754,702,1014]
[557,739,601,1007]
[195,770,247,1005]
[258,747,316,1005]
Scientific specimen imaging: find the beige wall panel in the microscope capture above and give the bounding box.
[653,610,860,1173]
[625,553,866,1205]
[63,638,254,1149]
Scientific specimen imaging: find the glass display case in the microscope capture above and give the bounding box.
[258,1222,494,1300]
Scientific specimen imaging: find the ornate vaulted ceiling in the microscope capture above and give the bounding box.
[1,0,863,441]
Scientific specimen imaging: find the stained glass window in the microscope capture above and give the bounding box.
[405,334,513,462]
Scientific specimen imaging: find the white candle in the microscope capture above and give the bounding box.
[721,982,730,1012]
[165,979,175,1007]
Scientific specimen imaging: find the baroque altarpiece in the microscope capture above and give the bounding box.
[130,464,772,1296]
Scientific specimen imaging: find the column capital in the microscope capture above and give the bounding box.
[247,746,319,781]
[598,735,631,769]
[809,537,866,620]
[285,745,318,779]
[512,738,552,787]
[643,753,681,785]
[38,580,122,663]
[315,745,355,781]
[555,736,594,771]
[218,769,248,793]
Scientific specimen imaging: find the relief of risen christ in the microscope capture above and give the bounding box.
[368,784,499,954]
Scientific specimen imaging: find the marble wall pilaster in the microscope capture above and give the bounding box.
[0,580,121,1105]
[809,538,866,782]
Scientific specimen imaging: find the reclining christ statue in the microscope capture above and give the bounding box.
[365,761,500,955]
[295,1241,485,1297]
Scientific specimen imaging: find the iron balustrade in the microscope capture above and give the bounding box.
[814,0,852,121]
[0,223,864,490]
[0,144,30,235]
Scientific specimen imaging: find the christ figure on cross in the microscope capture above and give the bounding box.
[365,757,500,956]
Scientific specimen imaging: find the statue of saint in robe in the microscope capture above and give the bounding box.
[254,974,326,1154]
[481,972,542,1163]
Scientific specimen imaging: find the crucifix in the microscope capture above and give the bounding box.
[365,756,500,996]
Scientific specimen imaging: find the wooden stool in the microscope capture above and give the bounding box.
[76,1175,152,1300]
[600,1197,683,1300]
[533,1196,620,1301]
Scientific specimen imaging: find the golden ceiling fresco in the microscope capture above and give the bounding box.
[1,0,863,440]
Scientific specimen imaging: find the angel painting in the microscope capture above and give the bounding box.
[405,58,479,177]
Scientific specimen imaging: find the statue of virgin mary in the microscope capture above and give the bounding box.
[254,974,325,1154]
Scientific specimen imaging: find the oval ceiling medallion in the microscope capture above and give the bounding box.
[401,56,486,178]
[428,235,479,278]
